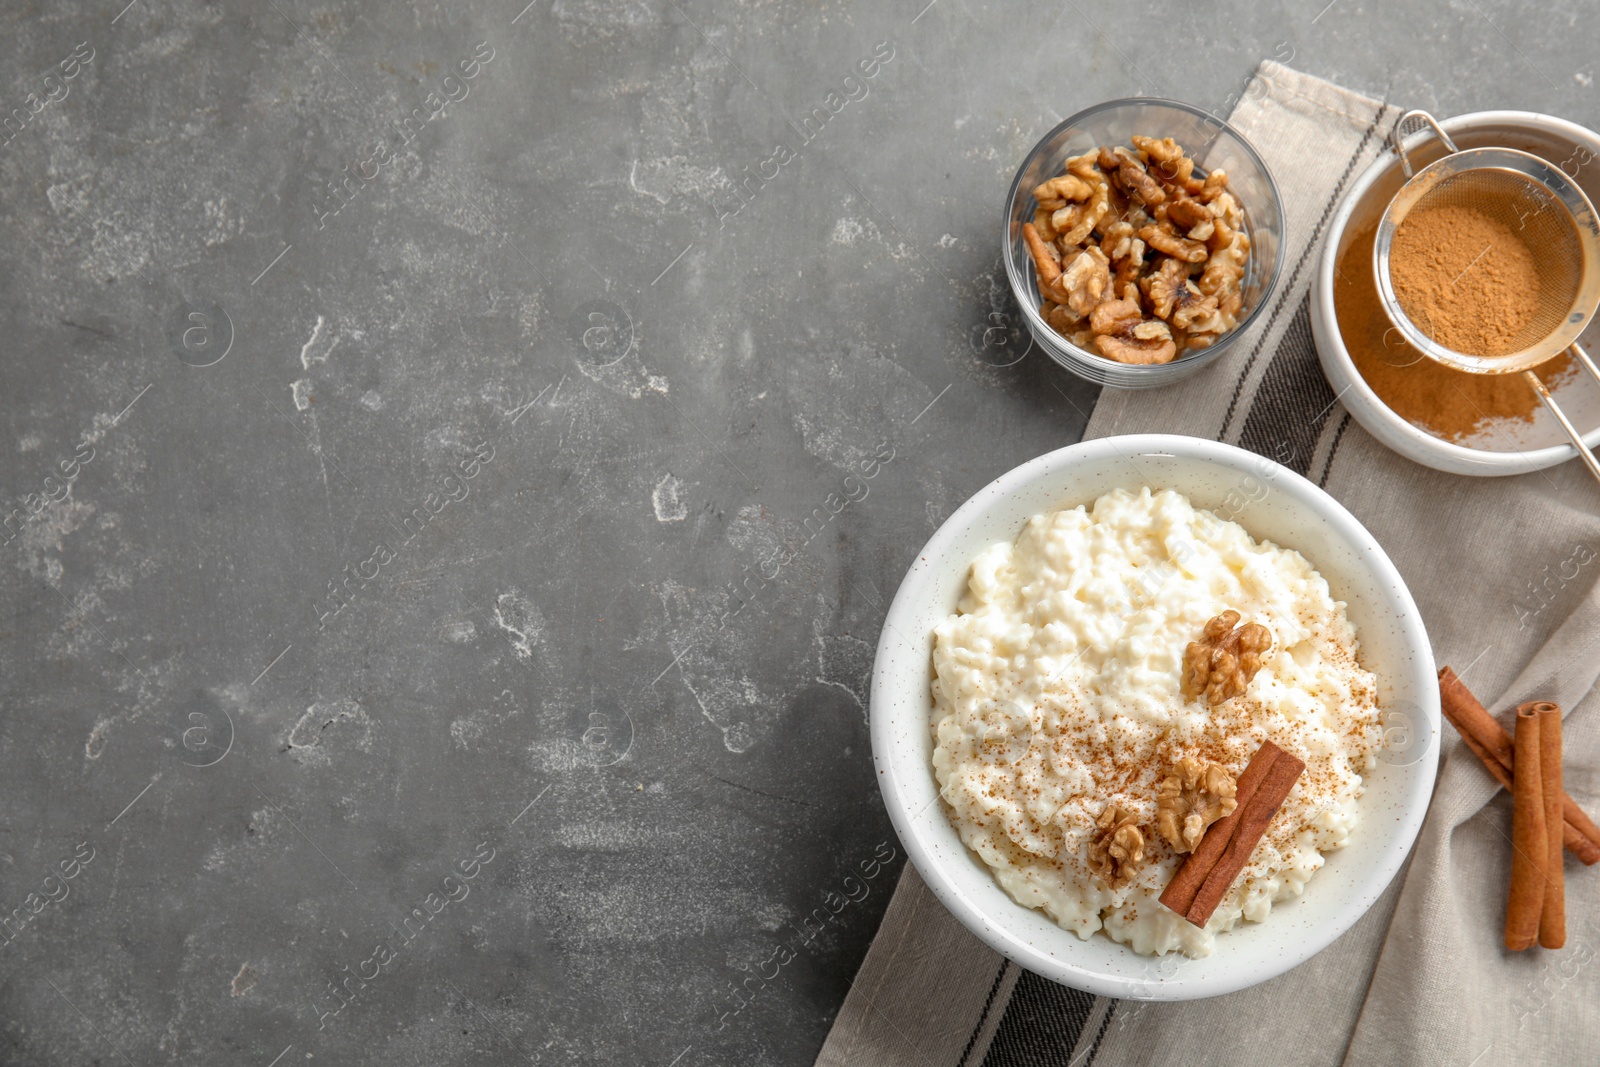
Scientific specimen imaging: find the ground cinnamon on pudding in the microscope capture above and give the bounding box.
[1333,220,1572,442]
[1388,202,1542,356]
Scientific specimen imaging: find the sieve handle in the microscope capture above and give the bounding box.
[1572,341,1600,388]
[1390,110,1460,179]
[1523,365,1600,487]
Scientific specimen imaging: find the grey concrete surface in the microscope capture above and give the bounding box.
[0,0,1594,1063]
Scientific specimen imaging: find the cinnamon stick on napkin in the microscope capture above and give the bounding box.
[1535,703,1566,950]
[1437,667,1600,865]
[1505,705,1547,951]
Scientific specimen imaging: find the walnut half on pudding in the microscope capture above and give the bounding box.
[1156,757,1238,853]
[1182,610,1272,706]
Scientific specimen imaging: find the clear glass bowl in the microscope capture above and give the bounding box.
[1003,98,1286,389]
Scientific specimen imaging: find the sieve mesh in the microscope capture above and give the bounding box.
[1389,169,1582,357]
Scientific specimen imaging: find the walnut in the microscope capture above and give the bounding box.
[1089,297,1176,364]
[1094,218,1150,306]
[1131,134,1182,165]
[1021,136,1249,363]
[1034,173,1094,203]
[1114,154,1167,206]
[1165,195,1211,232]
[1057,175,1109,247]
[1112,237,1145,296]
[1212,189,1245,231]
[1089,296,1142,335]
[1138,224,1208,264]
[1088,804,1145,889]
[1170,281,1225,335]
[1032,207,1057,242]
[1095,318,1176,365]
[1065,150,1101,181]
[1132,135,1199,191]
[1142,257,1189,321]
[1101,185,1134,238]
[1023,222,1063,292]
[1156,757,1238,853]
[1181,610,1273,705]
[1204,214,1234,252]
[1198,223,1249,322]
[1098,219,1135,258]
[1066,325,1098,351]
[1060,247,1112,318]
[1042,300,1080,335]
[1050,203,1081,235]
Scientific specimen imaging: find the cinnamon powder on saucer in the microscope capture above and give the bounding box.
[1332,219,1571,442]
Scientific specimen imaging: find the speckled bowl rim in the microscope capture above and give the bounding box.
[1312,109,1600,476]
[870,434,1438,1000]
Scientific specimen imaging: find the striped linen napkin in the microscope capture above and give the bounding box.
[816,60,1600,1067]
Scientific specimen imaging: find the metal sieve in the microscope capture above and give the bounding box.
[1373,110,1600,486]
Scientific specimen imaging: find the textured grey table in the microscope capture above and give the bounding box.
[1,1,1591,1063]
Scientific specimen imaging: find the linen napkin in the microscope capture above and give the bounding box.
[817,60,1600,1067]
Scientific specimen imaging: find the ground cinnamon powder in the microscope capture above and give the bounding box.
[1333,220,1571,442]
[1388,203,1542,356]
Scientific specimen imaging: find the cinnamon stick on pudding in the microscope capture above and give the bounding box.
[1158,741,1283,918]
[1185,748,1306,928]
[1505,705,1547,952]
[1437,667,1600,865]
[1160,740,1305,928]
[1533,702,1567,950]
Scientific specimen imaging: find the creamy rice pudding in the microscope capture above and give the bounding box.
[930,486,1382,957]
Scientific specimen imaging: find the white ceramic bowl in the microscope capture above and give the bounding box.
[1312,110,1600,476]
[870,434,1439,1000]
